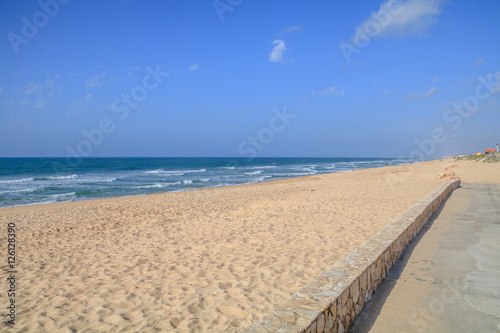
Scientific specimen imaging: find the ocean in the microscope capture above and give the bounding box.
[0,157,414,208]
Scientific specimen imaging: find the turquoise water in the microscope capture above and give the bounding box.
[0,157,413,208]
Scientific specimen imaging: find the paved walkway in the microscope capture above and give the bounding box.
[349,183,500,333]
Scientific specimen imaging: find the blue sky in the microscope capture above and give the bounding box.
[1,0,499,158]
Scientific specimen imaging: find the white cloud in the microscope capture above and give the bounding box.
[25,77,58,94]
[312,86,345,96]
[85,74,111,88]
[85,74,102,87]
[432,76,440,83]
[86,93,92,100]
[355,0,443,39]
[403,86,436,101]
[20,77,59,109]
[45,78,55,88]
[474,58,485,66]
[189,63,199,71]
[25,82,44,94]
[33,98,44,109]
[125,67,141,77]
[269,40,287,63]
[277,25,303,37]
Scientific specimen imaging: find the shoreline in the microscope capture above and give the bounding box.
[0,158,422,212]
[0,157,412,210]
[2,158,498,332]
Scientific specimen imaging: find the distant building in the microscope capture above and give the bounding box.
[485,148,497,154]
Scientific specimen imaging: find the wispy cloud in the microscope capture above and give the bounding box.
[20,77,59,108]
[86,93,92,100]
[46,78,55,89]
[312,86,345,96]
[474,58,485,66]
[85,74,112,88]
[356,0,443,39]
[25,82,44,94]
[403,86,436,101]
[189,63,199,71]
[33,98,44,109]
[125,66,141,76]
[432,76,440,83]
[269,40,287,63]
[277,25,303,37]
[0,87,3,94]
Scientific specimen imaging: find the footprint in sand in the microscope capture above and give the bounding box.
[217,305,247,319]
[218,282,232,290]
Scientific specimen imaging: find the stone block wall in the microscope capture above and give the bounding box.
[242,179,460,333]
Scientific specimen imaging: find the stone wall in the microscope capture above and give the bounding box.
[242,179,460,333]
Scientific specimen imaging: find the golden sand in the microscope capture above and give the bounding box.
[1,158,498,332]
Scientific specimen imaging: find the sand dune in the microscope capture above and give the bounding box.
[1,158,498,332]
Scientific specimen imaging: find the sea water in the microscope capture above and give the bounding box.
[0,157,414,208]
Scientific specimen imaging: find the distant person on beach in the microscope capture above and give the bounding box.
[386,163,389,167]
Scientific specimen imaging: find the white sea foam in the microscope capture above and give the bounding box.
[246,176,273,184]
[252,165,276,169]
[50,192,76,198]
[185,169,207,173]
[47,175,78,180]
[132,182,181,189]
[244,170,263,175]
[133,184,162,189]
[277,172,316,177]
[79,176,117,183]
[0,159,417,208]
[0,177,34,184]
[144,169,167,175]
[144,168,206,176]
[0,187,39,195]
[9,200,59,208]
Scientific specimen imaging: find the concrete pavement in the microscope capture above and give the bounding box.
[349,183,500,333]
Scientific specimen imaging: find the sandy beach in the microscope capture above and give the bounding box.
[1,158,498,332]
